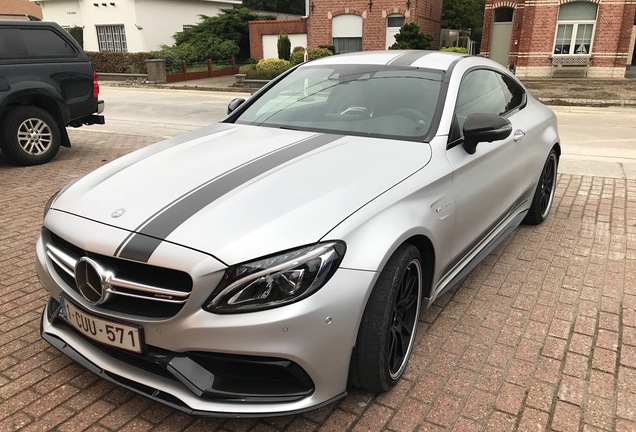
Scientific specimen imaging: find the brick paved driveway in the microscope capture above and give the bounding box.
[1,130,635,432]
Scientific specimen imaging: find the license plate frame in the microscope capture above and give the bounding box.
[59,297,144,354]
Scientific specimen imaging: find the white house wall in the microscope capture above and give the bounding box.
[35,0,241,52]
[136,0,239,52]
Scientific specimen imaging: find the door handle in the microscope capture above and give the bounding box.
[513,129,525,142]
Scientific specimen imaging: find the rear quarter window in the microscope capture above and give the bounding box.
[0,27,77,60]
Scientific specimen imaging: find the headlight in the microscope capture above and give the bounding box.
[204,241,346,313]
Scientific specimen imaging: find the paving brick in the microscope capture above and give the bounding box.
[526,380,556,412]
[558,375,586,406]
[518,407,549,432]
[592,347,618,373]
[552,402,582,432]
[584,394,616,430]
[318,409,357,432]
[495,382,526,415]
[486,411,517,432]
[350,403,393,432]
[461,390,495,421]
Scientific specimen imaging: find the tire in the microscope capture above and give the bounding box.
[352,244,423,392]
[523,148,559,225]
[0,106,61,166]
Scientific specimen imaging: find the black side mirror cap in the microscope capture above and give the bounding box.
[227,98,246,115]
[462,113,513,155]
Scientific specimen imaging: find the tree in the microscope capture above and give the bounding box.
[68,26,84,48]
[389,23,433,50]
[277,34,291,60]
[242,0,306,15]
[172,8,275,60]
[441,0,485,47]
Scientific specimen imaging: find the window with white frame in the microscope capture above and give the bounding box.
[332,14,362,53]
[553,1,597,56]
[386,14,405,49]
[96,24,127,52]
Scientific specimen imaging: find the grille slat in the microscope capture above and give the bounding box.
[44,229,193,318]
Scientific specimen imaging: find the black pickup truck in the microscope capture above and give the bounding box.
[0,15,104,166]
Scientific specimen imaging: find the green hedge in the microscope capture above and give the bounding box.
[239,58,292,80]
[289,47,333,65]
[440,47,469,54]
[86,52,155,74]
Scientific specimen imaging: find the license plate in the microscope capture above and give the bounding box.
[60,297,143,353]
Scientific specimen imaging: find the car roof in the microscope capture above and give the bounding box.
[306,50,468,72]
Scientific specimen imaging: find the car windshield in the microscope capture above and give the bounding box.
[234,64,444,141]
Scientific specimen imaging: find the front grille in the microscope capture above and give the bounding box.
[44,228,193,318]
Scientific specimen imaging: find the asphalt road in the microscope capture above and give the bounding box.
[91,86,250,138]
[93,86,636,179]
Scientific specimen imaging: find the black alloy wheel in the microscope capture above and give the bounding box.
[352,244,423,392]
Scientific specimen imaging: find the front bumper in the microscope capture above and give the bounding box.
[41,298,347,417]
[36,219,377,416]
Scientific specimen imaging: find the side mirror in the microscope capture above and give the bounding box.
[462,113,512,155]
[227,98,246,114]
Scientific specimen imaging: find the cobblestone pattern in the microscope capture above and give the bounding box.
[1,131,635,431]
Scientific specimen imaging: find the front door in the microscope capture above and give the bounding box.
[446,68,530,266]
[490,8,514,67]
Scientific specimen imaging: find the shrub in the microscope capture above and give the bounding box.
[86,51,154,74]
[239,64,256,74]
[253,58,291,79]
[440,47,469,54]
[292,46,305,53]
[389,23,433,50]
[289,47,333,65]
[319,44,336,54]
[68,26,83,48]
[277,34,291,60]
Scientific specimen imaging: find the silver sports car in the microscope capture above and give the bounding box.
[37,51,560,417]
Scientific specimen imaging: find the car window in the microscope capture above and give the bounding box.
[233,64,444,141]
[0,27,76,59]
[0,28,29,58]
[452,69,526,141]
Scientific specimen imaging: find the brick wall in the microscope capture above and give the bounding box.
[306,0,441,50]
[0,0,43,19]
[248,19,307,60]
[481,0,636,77]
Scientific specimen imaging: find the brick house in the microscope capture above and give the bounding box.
[0,0,43,19]
[480,0,636,78]
[249,0,443,60]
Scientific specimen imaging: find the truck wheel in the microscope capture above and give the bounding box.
[1,106,61,166]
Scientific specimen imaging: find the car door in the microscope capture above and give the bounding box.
[445,68,530,268]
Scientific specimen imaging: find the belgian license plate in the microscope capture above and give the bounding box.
[60,297,143,353]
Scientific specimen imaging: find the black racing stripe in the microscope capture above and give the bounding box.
[117,133,342,262]
[387,50,433,67]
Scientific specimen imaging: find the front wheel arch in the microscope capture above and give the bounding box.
[350,241,431,392]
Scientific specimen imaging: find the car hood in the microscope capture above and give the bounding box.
[52,123,432,265]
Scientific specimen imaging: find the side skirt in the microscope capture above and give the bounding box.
[423,210,527,309]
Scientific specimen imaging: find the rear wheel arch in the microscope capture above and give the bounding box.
[3,94,70,147]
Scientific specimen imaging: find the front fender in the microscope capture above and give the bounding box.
[322,141,454,288]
